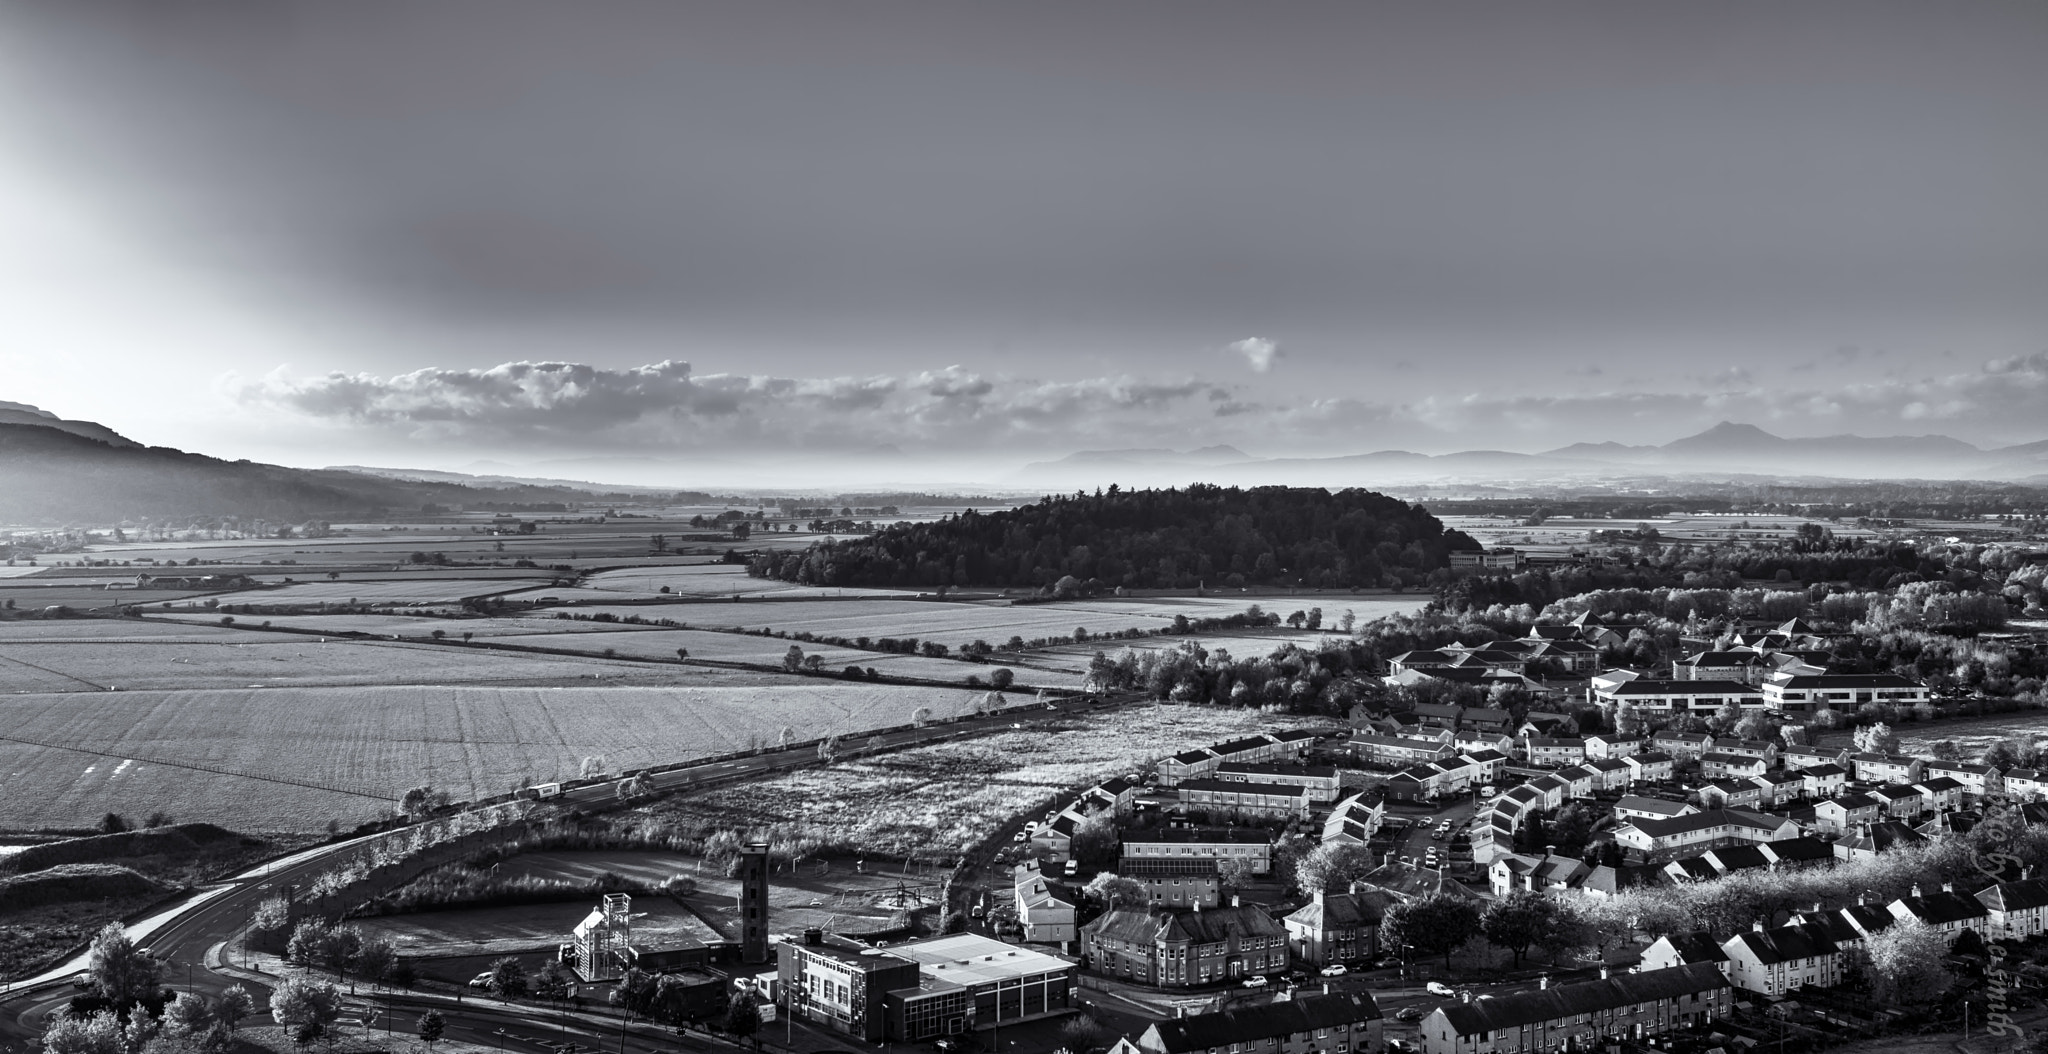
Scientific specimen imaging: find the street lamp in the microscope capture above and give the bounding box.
[494,1028,507,1052]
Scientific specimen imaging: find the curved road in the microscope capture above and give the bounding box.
[0,695,1137,1049]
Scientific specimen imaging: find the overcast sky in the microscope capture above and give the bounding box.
[2,1,2045,480]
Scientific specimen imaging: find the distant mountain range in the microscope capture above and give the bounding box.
[5,406,2047,526]
[1015,423,2048,488]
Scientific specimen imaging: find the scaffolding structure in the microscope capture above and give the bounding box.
[570,893,634,981]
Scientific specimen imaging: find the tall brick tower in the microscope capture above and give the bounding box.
[740,841,771,964]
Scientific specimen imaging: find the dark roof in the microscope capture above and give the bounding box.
[1171,748,1216,765]
[1896,889,1989,925]
[1121,827,1273,847]
[1212,736,1274,756]
[1759,838,1834,864]
[1916,777,1964,793]
[1683,651,1761,667]
[1771,673,1923,689]
[1081,904,1286,946]
[1216,762,1339,779]
[1839,902,1897,935]
[1705,845,1770,872]
[1728,922,1839,965]
[1142,992,1382,1053]
[1284,889,1400,931]
[1626,809,1790,839]
[1979,877,2048,913]
[1432,963,1729,1037]
[1626,751,1675,765]
[1802,763,1847,778]
[1610,679,1757,696]
[1656,930,1729,964]
[1179,778,1311,797]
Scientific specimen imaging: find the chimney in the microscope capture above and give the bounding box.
[1459,990,1473,1003]
[1600,966,1611,980]
[1193,900,1203,913]
[1752,920,1765,932]
[1912,883,1923,899]
[1323,982,1332,995]
[1539,975,1550,990]
[1943,881,1954,894]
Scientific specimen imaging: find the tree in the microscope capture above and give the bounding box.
[1984,741,2022,770]
[87,921,162,1008]
[989,667,1015,690]
[782,645,804,672]
[1779,724,1809,748]
[675,647,689,662]
[1481,892,1553,967]
[723,993,762,1050]
[1931,739,1963,763]
[1293,842,1377,895]
[1069,811,1119,864]
[99,812,129,834]
[248,895,292,947]
[1216,855,1259,891]
[617,772,651,802]
[1611,698,1643,735]
[1081,873,1147,909]
[159,991,214,1045]
[1733,710,1776,742]
[533,961,573,1005]
[355,936,397,985]
[817,736,838,763]
[910,706,933,727]
[1381,893,1481,969]
[269,976,342,1036]
[1864,919,1953,1004]
[1854,721,1899,756]
[215,985,254,1033]
[417,1011,445,1052]
[1707,700,1743,735]
[488,956,529,999]
[42,1011,124,1054]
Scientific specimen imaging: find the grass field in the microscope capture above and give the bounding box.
[0,681,981,832]
[576,562,920,599]
[650,706,1313,858]
[144,578,551,608]
[354,898,714,959]
[490,628,1025,683]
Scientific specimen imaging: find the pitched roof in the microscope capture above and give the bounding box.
[1978,877,2048,913]
[1895,889,1990,925]
[1625,808,1792,840]
[1768,673,1923,690]
[1081,904,1286,946]
[1284,889,1400,930]
[1654,930,1729,965]
[1615,795,1694,817]
[1727,921,1839,965]
[1431,963,1729,1037]
[1141,992,1382,1053]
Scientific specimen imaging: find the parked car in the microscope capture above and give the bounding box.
[468,972,495,989]
[1426,981,1455,997]
[1319,965,1348,977]
[1395,1007,1425,1022]
[1242,975,1269,988]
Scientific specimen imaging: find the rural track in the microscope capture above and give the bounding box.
[0,731,400,802]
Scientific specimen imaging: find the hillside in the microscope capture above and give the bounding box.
[0,422,597,524]
[747,484,1479,591]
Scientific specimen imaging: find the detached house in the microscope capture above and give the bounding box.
[1081,902,1288,988]
[1013,861,1077,943]
[1282,888,1400,968]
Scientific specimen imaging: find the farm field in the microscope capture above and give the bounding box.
[0,635,682,693]
[577,562,921,598]
[649,706,1317,858]
[144,578,551,608]
[1021,629,1361,675]
[147,611,671,638]
[0,681,980,831]
[489,628,1028,684]
[527,597,1349,650]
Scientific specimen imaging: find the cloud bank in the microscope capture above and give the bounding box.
[1230,338,1281,373]
[232,352,2048,461]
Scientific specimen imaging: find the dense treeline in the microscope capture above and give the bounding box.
[748,485,1479,591]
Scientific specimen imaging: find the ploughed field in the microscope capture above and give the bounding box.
[0,681,979,831]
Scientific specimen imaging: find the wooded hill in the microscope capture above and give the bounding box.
[748,484,1480,591]
[0,422,595,524]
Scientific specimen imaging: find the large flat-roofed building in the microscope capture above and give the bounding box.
[779,931,1077,1043]
[1121,827,1273,875]
[1762,672,1928,712]
[884,933,1078,1041]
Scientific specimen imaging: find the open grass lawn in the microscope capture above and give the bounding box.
[355,898,714,958]
[0,680,975,832]
[489,850,923,938]
[648,705,1314,858]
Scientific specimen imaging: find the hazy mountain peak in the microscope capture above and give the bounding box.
[0,404,141,448]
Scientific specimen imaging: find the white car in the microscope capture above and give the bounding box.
[468,972,495,989]
[1426,981,1456,997]
[1242,975,1269,988]
[1318,965,1348,977]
